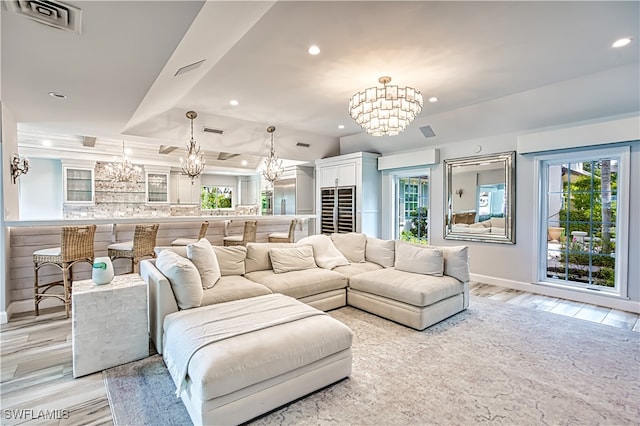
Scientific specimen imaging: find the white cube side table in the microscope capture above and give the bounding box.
[72,273,148,378]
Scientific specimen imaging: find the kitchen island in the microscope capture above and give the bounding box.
[5,215,315,319]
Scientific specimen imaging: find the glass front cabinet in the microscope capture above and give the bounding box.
[145,166,170,204]
[62,161,95,204]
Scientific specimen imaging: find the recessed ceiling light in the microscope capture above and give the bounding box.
[124,148,132,155]
[308,45,320,55]
[48,91,66,99]
[42,140,52,147]
[230,99,239,106]
[428,97,439,103]
[241,160,248,166]
[338,124,345,129]
[612,37,632,48]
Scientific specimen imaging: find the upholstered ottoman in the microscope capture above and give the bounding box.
[162,293,353,426]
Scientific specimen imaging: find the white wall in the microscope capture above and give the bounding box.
[1,103,19,322]
[377,114,640,311]
[19,158,63,219]
[439,120,639,309]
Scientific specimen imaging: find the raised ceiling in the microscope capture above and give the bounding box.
[2,1,638,172]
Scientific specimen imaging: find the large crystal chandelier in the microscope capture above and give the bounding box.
[105,141,141,183]
[262,125,284,186]
[349,76,423,136]
[180,111,205,184]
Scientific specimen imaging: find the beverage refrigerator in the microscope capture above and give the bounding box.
[320,186,356,234]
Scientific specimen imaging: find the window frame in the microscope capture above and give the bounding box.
[391,169,430,242]
[534,145,630,298]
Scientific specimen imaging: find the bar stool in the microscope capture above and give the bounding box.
[33,225,97,318]
[268,219,297,243]
[223,220,257,246]
[108,223,159,273]
[172,221,209,246]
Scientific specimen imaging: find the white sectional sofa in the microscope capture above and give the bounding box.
[140,233,470,354]
[139,233,469,425]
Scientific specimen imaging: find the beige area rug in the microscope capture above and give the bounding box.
[104,297,640,425]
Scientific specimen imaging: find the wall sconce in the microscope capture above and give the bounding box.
[455,188,463,198]
[10,153,29,184]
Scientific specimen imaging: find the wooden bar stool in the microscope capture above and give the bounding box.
[223,220,257,246]
[172,221,209,246]
[108,223,159,274]
[33,225,97,318]
[268,219,297,243]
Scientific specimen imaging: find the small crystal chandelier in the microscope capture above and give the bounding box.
[349,76,423,136]
[105,141,141,183]
[262,125,284,187]
[180,111,206,184]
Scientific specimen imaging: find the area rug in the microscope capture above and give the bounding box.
[104,297,640,425]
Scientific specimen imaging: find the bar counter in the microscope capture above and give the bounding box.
[6,215,315,317]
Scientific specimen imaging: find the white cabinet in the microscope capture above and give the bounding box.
[315,152,381,236]
[62,160,95,204]
[144,166,170,204]
[318,163,356,188]
[171,173,201,205]
[239,175,261,206]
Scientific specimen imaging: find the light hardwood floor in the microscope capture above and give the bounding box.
[1,285,638,425]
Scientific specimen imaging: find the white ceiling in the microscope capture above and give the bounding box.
[2,1,639,172]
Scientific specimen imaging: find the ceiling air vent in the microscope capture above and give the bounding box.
[296,142,310,148]
[7,0,82,34]
[419,125,436,138]
[217,152,239,161]
[158,145,178,154]
[174,59,205,77]
[203,126,224,135]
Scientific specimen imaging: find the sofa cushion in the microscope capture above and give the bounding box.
[212,246,246,276]
[186,239,221,289]
[245,268,348,299]
[349,267,464,307]
[333,261,383,278]
[200,276,272,306]
[365,237,395,267]
[155,246,187,258]
[440,245,470,283]
[331,232,366,263]
[245,242,295,273]
[269,246,317,274]
[298,235,350,270]
[155,250,203,309]
[394,241,444,276]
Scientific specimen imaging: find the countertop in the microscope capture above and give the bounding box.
[5,214,316,227]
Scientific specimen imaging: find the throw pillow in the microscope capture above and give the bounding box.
[268,246,317,274]
[331,232,366,263]
[212,246,247,276]
[297,234,350,270]
[365,237,395,267]
[155,250,203,309]
[186,238,221,289]
[440,245,470,283]
[394,240,444,276]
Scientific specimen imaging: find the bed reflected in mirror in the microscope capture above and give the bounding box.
[444,152,515,244]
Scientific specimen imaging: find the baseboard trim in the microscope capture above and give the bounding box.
[470,274,640,314]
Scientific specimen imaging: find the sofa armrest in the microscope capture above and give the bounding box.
[140,259,179,354]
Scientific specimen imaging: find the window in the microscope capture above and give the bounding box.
[396,174,429,244]
[201,186,233,209]
[537,146,629,296]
